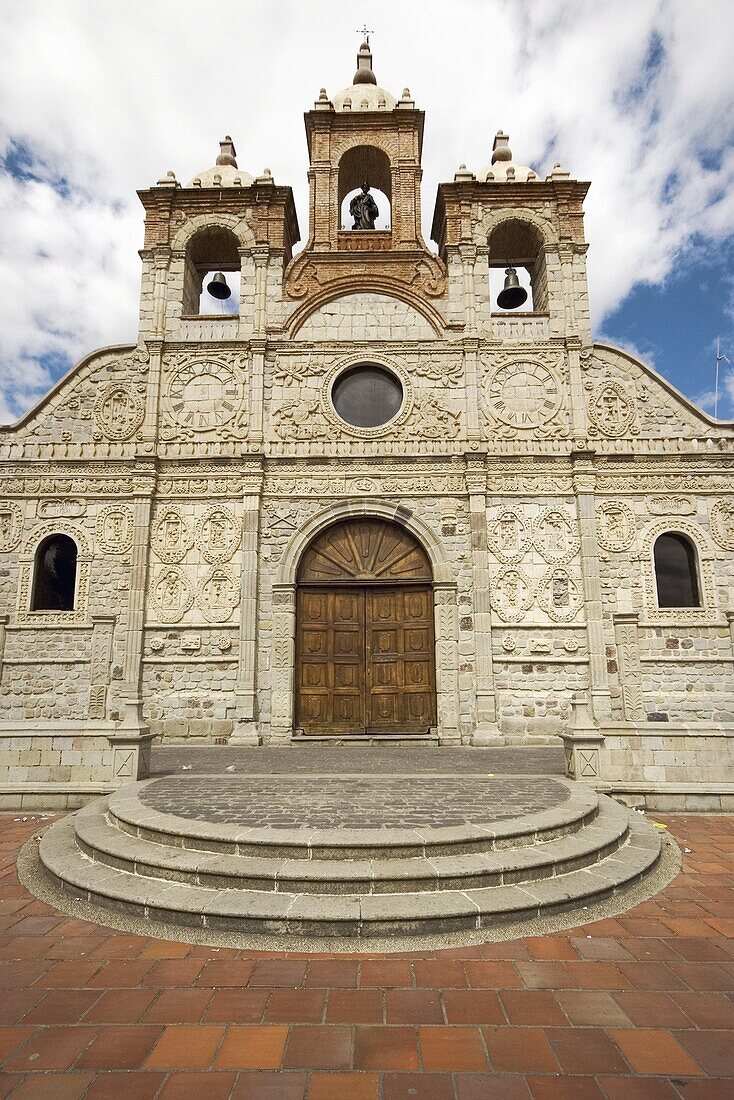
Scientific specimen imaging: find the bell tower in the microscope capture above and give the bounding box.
[284,40,446,307]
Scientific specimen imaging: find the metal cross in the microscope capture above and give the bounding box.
[358,25,373,44]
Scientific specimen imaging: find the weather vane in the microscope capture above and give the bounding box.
[358,25,373,44]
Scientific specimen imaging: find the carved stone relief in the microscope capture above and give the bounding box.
[710,499,734,550]
[533,509,580,564]
[488,508,531,563]
[490,568,534,622]
[586,378,637,437]
[0,502,23,552]
[482,358,568,438]
[96,505,135,555]
[161,355,248,442]
[649,496,695,515]
[150,567,194,623]
[538,567,583,622]
[197,567,240,623]
[596,501,636,553]
[196,506,240,564]
[93,384,146,441]
[151,506,193,564]
[38,499,86,519]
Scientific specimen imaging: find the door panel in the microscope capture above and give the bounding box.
[366,586,436,733]
[296,587,364,733]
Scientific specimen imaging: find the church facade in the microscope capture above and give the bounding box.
[1,44,733,809]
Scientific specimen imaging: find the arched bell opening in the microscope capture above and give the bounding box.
[295,517,437,735]
[31,534,78,612]
[338,146,392,231]
[182,225,241,316]
[488,219,547,313]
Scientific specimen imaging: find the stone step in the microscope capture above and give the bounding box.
[71,795,629,895]
[107,779,600,861]
[38,808,660,937]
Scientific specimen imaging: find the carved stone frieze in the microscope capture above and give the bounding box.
[150,567,193,623]
[488,508,530,563]
[533,508,580,564]
[37,499,86,519]
[649,496,695,515]
[196,505,240,564]
[96,505,135,555]
[0,502,23,552]
[537,567,583,622]
[151,506,194,564]
[490,568,534,622]
[196,567,240,623]
[710,499,734,550]
[596,501,636,553]
[93,384,146,441]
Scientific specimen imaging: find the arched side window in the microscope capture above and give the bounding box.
[653,532,701,608]
[182,225,240,317]
[488,219,547,313]
[31,534,78,612]
[338,145,391,230]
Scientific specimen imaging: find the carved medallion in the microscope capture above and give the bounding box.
[710,499,734,550]
[538,567,583,622]
[165,359,243,435]
[485,361,561,430]
[94,384,145,441]
[197,567,239,623]
[0,502,23,552]
[490,568,534,622]
[488,508,530,563]
[150,567,193,623]
[587,380,636,437]
[151,506,193,564]
[196,506,240,564]
[533,509,580,564]
[596,501,635,553]
[96,505,134,555]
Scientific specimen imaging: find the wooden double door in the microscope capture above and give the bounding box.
[295,519,437,735]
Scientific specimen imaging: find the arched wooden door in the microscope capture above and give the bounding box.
[296,519,437,734]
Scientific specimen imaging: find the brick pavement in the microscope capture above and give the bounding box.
[0,813,732,1098]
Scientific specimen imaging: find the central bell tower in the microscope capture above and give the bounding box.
[284,40,446,307]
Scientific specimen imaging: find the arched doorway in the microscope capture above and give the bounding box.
[296,518,437,735]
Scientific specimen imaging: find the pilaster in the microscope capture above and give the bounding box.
[572,456,612,721]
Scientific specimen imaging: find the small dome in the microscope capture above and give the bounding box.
[333,83,397,112]
[187,137,254,188]
[476,131,539,183]
[353,41,377,84]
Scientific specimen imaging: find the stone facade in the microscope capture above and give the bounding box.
[1,46,733,807]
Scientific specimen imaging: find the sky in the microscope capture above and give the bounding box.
[1,0,733,424]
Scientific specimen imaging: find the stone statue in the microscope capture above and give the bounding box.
[349,181,379,229]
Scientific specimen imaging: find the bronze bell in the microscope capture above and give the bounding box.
[496,266,528,310]
[206,272,232,300]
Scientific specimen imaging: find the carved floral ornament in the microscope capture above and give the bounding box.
[586,378,638,437]
[595,500,636,553]
[93,384,146,441]
[95,505,135,555]
[533,508,580,564]
[0,502,23,552]
[487,508,531,563]
[196,506,240,564]
[710,499,734,550]
[151,506,194,564]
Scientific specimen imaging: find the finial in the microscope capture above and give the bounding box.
[353,31,377,85]
[491,131,512,164]
[216,136,238,168]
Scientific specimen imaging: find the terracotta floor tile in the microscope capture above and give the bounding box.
[455,1075,532,1100]
[483,1026,559,1073]
[620,937,680,960]
[230,1070,308,1099]
[195,959,256,987]
[82,988,158,1023]
[464,961,522,988]
[526,1078,606,1099]
[524,936,579,960]
[141,958,205,986]
[307,1072,379,1100]
[306,959,359,987]
[213,1023,288,1068]
[608,1027,705,1075]
[615,960,687,990]
[282,1023,351,1069]
[566,961,632,989]
[21,989,101,1024]
[673,990,734,1028]
[353,1025,420,1070]
[0,991,44,1025]
[75,1024,162,1070]
[669,961,734,989]
[0,960,51,990]
[0,1025,36,1061]
[326,988,382,1023]
[82,1071,166,1099]
[157,1072,236,1100]
[143,987,213,1023]
[382,1073,457,1099]
[385,988,444,1024]
[139,939,192,958]
[545,1025,628,1074]
[359,959,413,987]
[569,936,632,960]
[4,1026,98,1071]
[676,1028,734,1076]
[419,1024,487,1071]
[37,960,101,988]
[612,990,692,1028]
[516,961,579,989]
[5,1073,95,1100]
[499,990,565,1026]
[442,989,505,1025]
[87,959,155,988]
[264,988,326,1023]
[660,1083,734,1100]
[144,1024,225,1069]
[249,960,307,987]
[204,988,269,1023]
[413,960,468,987]
[596,1079,683,1100]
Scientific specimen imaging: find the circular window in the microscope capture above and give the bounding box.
[331,364,403,429]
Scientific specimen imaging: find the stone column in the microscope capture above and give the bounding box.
[249,340,265,445]
[230,478,263,745]
[573,455,612,721]
[613,612,645,720]
[268,584,296,745]
[88,615,115,720]
[119,460,156,732]
[433,581,461,745]
[465,458,499,743]
[463,338,482,443]
[0,615,8,687]
[152,246,171,336]
[251,247,270,337]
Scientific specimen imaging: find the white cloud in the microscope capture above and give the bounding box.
[0,0,733,419]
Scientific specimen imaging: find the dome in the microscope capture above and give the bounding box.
[333,83,398,112]
[476,132,540,184]
[187,137,255,188]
